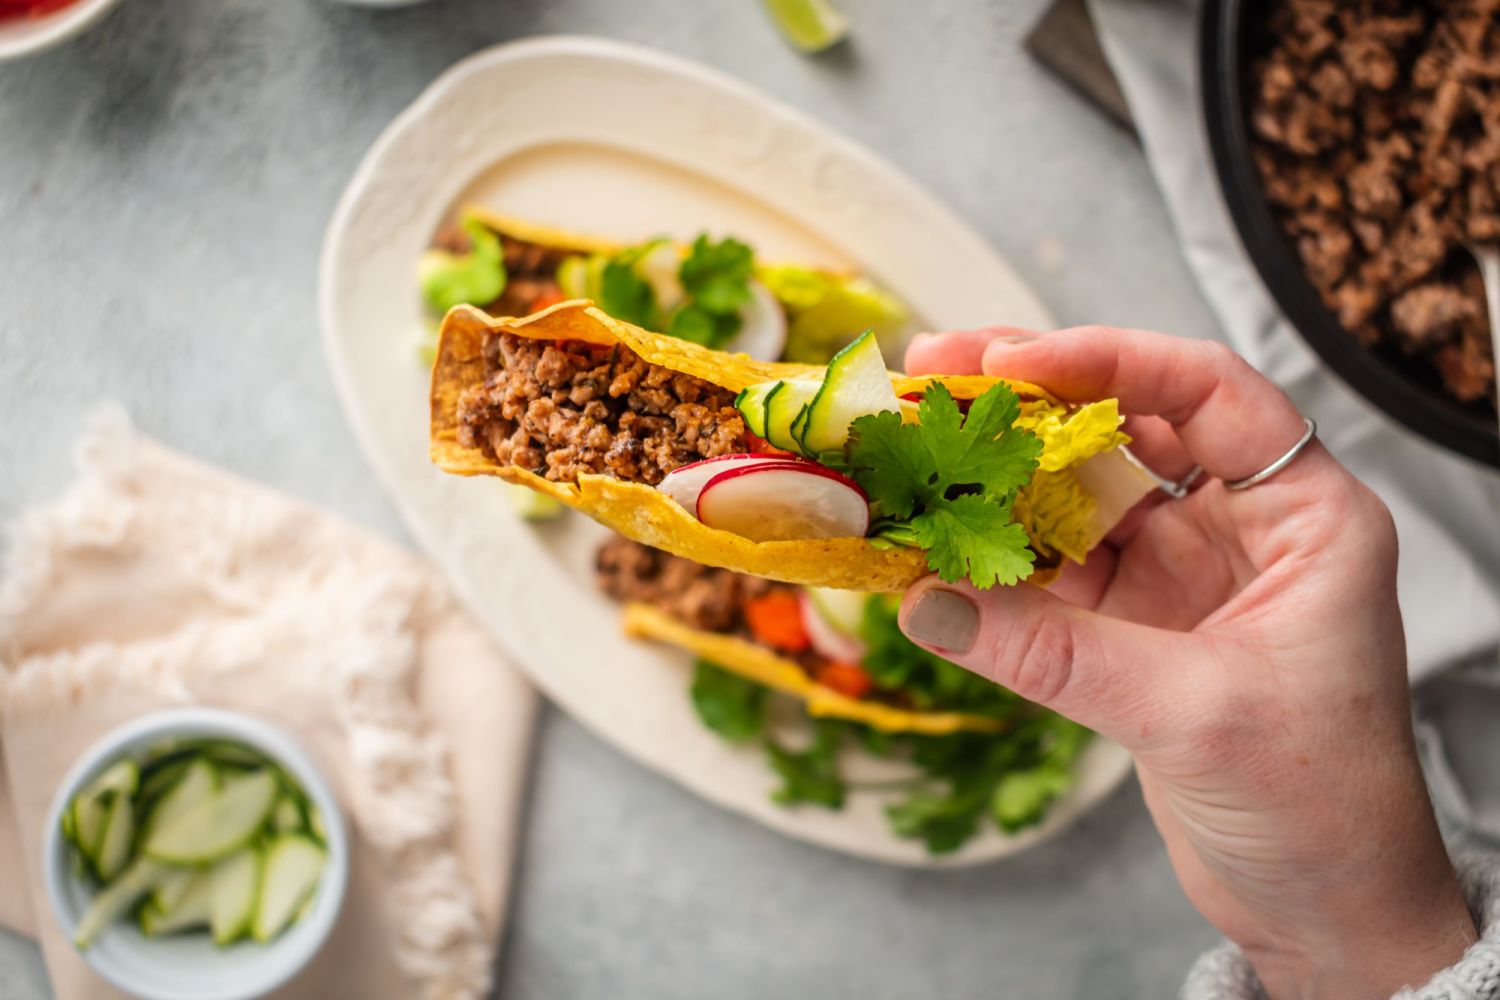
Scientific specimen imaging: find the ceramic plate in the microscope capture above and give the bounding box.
[320,36,1132,866]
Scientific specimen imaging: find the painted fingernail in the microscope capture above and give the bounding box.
[902,588,979,653]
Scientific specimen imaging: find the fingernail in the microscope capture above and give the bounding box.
[991,334,1035,345]
[902,588,979,653]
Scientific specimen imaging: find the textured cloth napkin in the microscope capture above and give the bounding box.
[1087,0,1500,839]
[0,411,537,999]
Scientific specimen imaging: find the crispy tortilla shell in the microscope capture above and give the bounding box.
[431,301,1098,590]
[622,603,1004,735]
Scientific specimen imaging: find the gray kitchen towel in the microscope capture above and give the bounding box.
[1088,0,1500,839]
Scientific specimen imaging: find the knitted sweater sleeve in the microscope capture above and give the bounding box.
[1181,853,1500,1000]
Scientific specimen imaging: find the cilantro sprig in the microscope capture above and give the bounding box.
[843,382,1043,589]
[594,234,754,350]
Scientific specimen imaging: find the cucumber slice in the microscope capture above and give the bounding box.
[138,758,191,808]
[762,378,822,453]
[73,858,166,949]
[140,871,212,937]
[87,759,141,798]
[197,741,264,769]
[210,848,261,946]
[152,867,198,913]
[94,791,135,881]
[253,835,326,943]
[147,758,218,836]
[796,330,900,456]
[144,770,278,865]
[734,382,778,438]
[272,795,305,834]
[806,587,868,637]
[306,804,327,845]
[71,794,109,862]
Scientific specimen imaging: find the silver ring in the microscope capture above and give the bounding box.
[1224,418,1318,491]
[1120,447,1203,500]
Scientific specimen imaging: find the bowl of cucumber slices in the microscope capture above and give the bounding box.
[42,708,348,1000]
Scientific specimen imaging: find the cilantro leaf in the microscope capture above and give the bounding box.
[911,494,1036,588]
[599,243,660,329]
[679,235,753,314]
[845,410,935,519]
[765,719,847,808]
[991,766,1073,832]
[667,304,720,346]
[843,382,1043,589]
[690,660,766,742]
[916,382,1041,498]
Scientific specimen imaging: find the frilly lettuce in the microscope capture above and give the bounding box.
[419,216,506,316]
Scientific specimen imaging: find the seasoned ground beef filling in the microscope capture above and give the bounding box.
[455,332,750,485]
[596,536,788,634]
[1248,0,1499,410]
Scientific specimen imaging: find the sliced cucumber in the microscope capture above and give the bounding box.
[796,330,900,455]
[762,378,822,453]
[198,741,264,770]
[74,858,166,949]
[152,867,199,913]
[733,382,778,438]
[138,758,191,808]
[253,835,326,943]
[94,791,135,881]
[71,794,109,863]
[144,770,278,865]
[147,758,218,837]
[272,795,305,834]
[140,871,212,938]
[806,587,868,637]
[306,804,327,846]
[209,848,261,946]
[87,759,141,798]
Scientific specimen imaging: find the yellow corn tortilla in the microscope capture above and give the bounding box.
[622,603,1003,735]
[431,300,1131,591]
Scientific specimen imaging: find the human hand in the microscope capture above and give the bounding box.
[901,326,1477,999]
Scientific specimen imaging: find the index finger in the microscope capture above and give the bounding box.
[981,325,1311,483]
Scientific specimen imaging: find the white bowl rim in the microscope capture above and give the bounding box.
[42,707,349,1000]
[0,0,123,62]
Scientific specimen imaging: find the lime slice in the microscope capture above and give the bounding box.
[761,0,849,53]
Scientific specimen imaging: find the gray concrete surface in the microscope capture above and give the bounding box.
[0,1,1224,996]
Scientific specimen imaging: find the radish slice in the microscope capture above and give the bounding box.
[657,454,800,511]
[696,462,869,541]
[726,280,787,361]
[799,591,867,663]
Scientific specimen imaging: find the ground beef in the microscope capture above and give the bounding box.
[595,536,787,633]
[454,332,749,485]
[431,226,567,316]
[1248,0,1499,411]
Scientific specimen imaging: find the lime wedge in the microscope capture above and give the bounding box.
[761,0,849,53]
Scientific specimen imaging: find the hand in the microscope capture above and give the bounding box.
[901,326,1477,999]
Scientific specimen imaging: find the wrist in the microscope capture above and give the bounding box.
[1241,869,1477,1000]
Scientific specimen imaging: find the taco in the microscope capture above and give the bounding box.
[595,536,1096,852]
[430,298,1156,592]
[419,206,910,364]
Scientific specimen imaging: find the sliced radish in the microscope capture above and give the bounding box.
[726,280,786,361]
[696,462,869,541]
[799,591,867,663]
[657,454,802,511]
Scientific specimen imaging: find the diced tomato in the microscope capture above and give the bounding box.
[815,662,874,700]
[900,392,924,402]
[746,432,796,458]
[528,287,567,314]
[743,591,810,653]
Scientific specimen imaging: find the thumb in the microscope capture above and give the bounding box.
[899,577,1195,746]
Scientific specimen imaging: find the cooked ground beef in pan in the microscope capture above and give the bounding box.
[455,332,749,485]
[595,535,789,634]
[1248,0,1498,410]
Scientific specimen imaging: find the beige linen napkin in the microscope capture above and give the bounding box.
[0,411,537,999]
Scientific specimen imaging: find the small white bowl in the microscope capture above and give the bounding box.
[0,0,123,63]
[43,708,348,1000]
